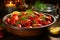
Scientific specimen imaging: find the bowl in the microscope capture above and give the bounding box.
[32,4,57,13]
[2,13,56,37]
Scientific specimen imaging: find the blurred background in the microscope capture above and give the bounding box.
[0,0,60,17]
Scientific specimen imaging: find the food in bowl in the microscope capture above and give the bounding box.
[5,10,53,28]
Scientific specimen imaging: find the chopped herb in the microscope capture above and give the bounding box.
[16,21,20,25]
[18,13,22,16]
[26,9,34,16]
[21,17,27,20]
[40,15,46,20]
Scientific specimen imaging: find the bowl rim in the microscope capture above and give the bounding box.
[2,13,56,30]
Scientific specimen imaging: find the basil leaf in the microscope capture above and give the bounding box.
[19,13,22,16]
[26,9,34,16]
[16,21,20,25]
[21,17,27,20]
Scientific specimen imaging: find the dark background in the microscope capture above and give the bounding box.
[0,0,60,17]
[26,0,60,5]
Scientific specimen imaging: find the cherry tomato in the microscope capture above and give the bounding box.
[17,24,21,28]
[25,26,32,28]
[43,21,51,26]
[32,24,42,27]
[21,20,26,26]
[29,16,34,21]
[22,12,26,16]
[10,19,16,25]
[26,19,32,26]
[12,16,19,21]
[12,14,18,16]
[21,19,32,27]
[5,11,53,28]
[35,15,39,18]
[34,19,43,24]
[46,16,52,22]
[6,18,10,23]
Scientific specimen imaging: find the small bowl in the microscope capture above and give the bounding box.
[32,4,57,13]
[2,13,56,37]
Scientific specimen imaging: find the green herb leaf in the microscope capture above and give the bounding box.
[26,9,34,16]
[21,17,27,20]
[16,21,20,25]
[40,15,46,20]
[18,13,22,16]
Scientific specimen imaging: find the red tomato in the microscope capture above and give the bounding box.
[43,21,48,25]
[12,16,19,21]
[32,24,42,27]
[39,13,45,16]
[34,15,39,19]
[21,19,32,27]
[6,18,10,23]
[25,26,32,28]
[21,20,26,26]
[10,19,16,25]
[46,16,52,22]
[29,16,34,21]
[22,12,26,16]
[12,14,18,16]
[43,21,51,26]
[17,24,21,28]
[26,19,32,26]
[34,19,43,24]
